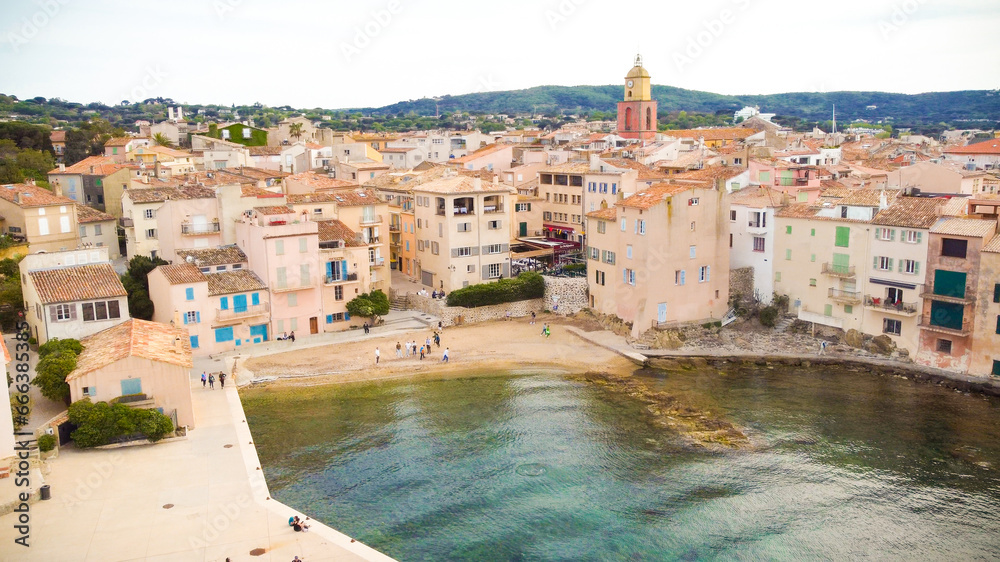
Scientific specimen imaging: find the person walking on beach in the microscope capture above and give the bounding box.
[375,347,380,365]
[541,323,548,336]
[425,336,432,354]
[819,340,827,355]
[419,345,426,360]
[530,311,536,325]
[544,325,551,338]
[201,372,207,388]
[442,347,450,363]
[208,373,215,389]
[405,340,412,357]
[219,372,226,389]
[434,333,440,348]
[396,342,402,358]
[506,311,511,321]
[289,331,295,343]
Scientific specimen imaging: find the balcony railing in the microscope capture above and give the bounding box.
[821,263,856,278]
[216,302,269,322]
[272,280,315,293]
[359,214,382,225]
[864,296,919,316]
[181,221,221,235]
[119,217,133,227]
[482,205,504,214]
[389,224,401,232]
[325,273,358,284]
[363,236,381,244]
[828,287,861,304]
[918,320,971,337]
[370,257,385,268]
[919,291,974,305]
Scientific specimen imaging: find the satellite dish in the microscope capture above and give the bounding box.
[186,255,195,264]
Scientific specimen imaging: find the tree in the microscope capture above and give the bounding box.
[152,133,174,148]
[288,122,304,141]
[345,290,390,324]
[16,148,55,180]
[0,255,24,330]
[32,347,79,404]
[121,255,167,320]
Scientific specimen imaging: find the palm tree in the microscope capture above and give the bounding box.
[288,122,304,142]
[152,133,174,148]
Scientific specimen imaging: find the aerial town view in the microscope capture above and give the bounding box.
[2,1,1000,560]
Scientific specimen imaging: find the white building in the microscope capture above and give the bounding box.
[728,186,787,304]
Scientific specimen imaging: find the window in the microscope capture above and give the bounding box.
[811,254,816,262]
[785,225,792,234]
[94,224,102,236]
[699,266,710,283]
[82,301,121,322]
[275,240,284,255]
[146,229,157,239]
[936,339,952,354]
[595,270,605,286]
[483,244,503,254]
[543,212,552,221]
[190,336,199,349]
[904,259,918,274]
[626,245,633,259]
[876,228,894,241]
[730,210,737,221]
[904,230,921,244]
[844,305,853,314]
[775,272,781,282]
[456,247,472,257]
[215,327,234,343]
[287,293,297,307]
[458,222,471,232]
[326,313,346,323]
[809,278,817,287]
[933,270,967,298]
[335,285,344,301]
[930,301,964,330]
[621,218,626,231]
[597,221,606,234]
[688,198,699,206]
[637,219,646,235]
[675,270,685,285]
[216,266,226,272]
[233,264,242,270]
[221,129,230,139]
[941,238,968,258]
[431,241,439,255]
[242,127,251,139]
[488,220,501,230]
[82,386,96,397]
[624,268,636,285]
[603,251,616,265]
[884,318,902,336]
[875,256,893,271]
[79,225,86,237]
[144,209,155,219]
[811,228,816,237]
[785,249,792,260]
[299,238,308,253]
[753,237,765,252]
[52,303,74,322]
[993,360,1000,377]
[689,246,696,259]
[185,311,199,324]
[835,226,850,247]
[994,283,1000,303]
[467,264,475,273]
[185,288,194,301]
[691,221,696,231]
[486,263,502,279]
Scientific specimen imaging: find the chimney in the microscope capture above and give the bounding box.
[53,180,62,196]
[474,177,482,191]
[58,163,65,172]
[25,177,35,186]
[13,193,20,204]
[168,107,175,120]
[154,161,162,178]
[879,190,888,210]
[174,336,182,352]
[177,107,183,120]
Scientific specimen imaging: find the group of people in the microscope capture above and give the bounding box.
[277,331,296,342]
[288,515,310,532]
[200,371,227,389]
[383,333,447,364]
[415,288,446,299]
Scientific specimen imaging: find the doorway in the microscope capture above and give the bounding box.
[309,317,318,334]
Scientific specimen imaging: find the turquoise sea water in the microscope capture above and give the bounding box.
[243,367,1000,561]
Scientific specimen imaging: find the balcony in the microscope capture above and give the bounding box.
[180,221,221,235]
[359,214,382,226]
[483,205,505,214]
[389,224,401,232]
[370,257,385,268]
[746,221,767,235]
[272,279,315,293]
[325,273,358,284]
[918,320,971,337]
[919,291,974,305]
[119,217,133,228]
[828,287,861,304]
[363,236,381,245]
[864,296,919,316]
[821,263,855,278]
[215,302,269,323]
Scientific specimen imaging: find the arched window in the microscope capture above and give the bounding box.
[646,107,652,130]
[624,107,632,130]
[627,90,632,99]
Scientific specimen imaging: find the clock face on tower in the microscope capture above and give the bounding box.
[627,80,634,88]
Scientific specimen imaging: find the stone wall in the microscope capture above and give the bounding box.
[729,266,754,304]
[404,276,588,326]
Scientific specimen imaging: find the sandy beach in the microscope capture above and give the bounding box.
[242,314,638,387]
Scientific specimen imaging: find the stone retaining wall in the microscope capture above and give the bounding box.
[405,276,589,326]
[729,266,754,303]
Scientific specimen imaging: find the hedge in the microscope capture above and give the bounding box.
[68,398,175,448]
[446,271,544,308]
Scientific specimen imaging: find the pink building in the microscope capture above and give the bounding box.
[316,219,370,331]
[451,144,515,173]
[236,206,323,338]
[750,159,821,203]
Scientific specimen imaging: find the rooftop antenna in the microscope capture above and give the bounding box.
[832,104,836,135]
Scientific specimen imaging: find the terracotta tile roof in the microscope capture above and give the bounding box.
[137,145,190,158]
[838,189,901,207]
[661,128,755,142]
[600,158,668,180]
[982,234,1000,253]
[68,319,193,381]
[317,188,381,206]
[940,197,969,216]
[345,161,390,171]
[539,162,591,174]
[305,142,324,150]
[104,137,136,147]
[124,185,217,204]
[818,187,856,199]
[75,204,115,224]
[315,219,364,247]
[49,155,120,175]
[931,217,996,238]
[50,130,66,143]
[249,145,283,156]
[176,246,247,266]
[872,197,944,228]
[673,166,747,183]
[620,183,694,210]
[0,182,76,207]
[452,143,510,164]
[254,205,294,215]
[241,185,277,197]
[286,172,359,190]
[729,186,786,208]
[207,270,267,296]
[586,207,617,220]
[944,139,1000,155]
[287,192,350,204]
[223,166,291,180]
[156,263,207,285]
[379,147,417,153]
[775,203,820,219]
[413,175,512,195]
[29,264,126,304]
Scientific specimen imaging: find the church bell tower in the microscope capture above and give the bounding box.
[617,54,657,141]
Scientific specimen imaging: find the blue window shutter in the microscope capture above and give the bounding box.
[196,311,200,323]
[190,335,199,349]
[220,297,228,310]
[623,269,627,283]
[345,312,350,320]
[183,314,188,325]
[185,287,194,300]
[326,315,333,323]
[342,261,348,278]
[326,262,333,278]
[251,292,259,305]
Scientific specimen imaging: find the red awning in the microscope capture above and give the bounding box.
[543,224,574,233]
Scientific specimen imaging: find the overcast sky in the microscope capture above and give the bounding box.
[1,0,998,110]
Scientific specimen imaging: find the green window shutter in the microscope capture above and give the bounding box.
[888,258,894,270]
[890,229,896,241]
[811,228,816,236]
[933,270,967,298]
[785,249,792,260]
[994,283,1000,303]
[824,304,833,316]
[917,232,922,243]
[993,360,1000,376]
[898,259,903,273]
[835,226,850,247]
[914,262,920,275]
[786,225,792,234]
[873,256,878,269]
[775,272,781,282]
[810,254,816,262]
[996,315,1000,334]
[845,305,853,314]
